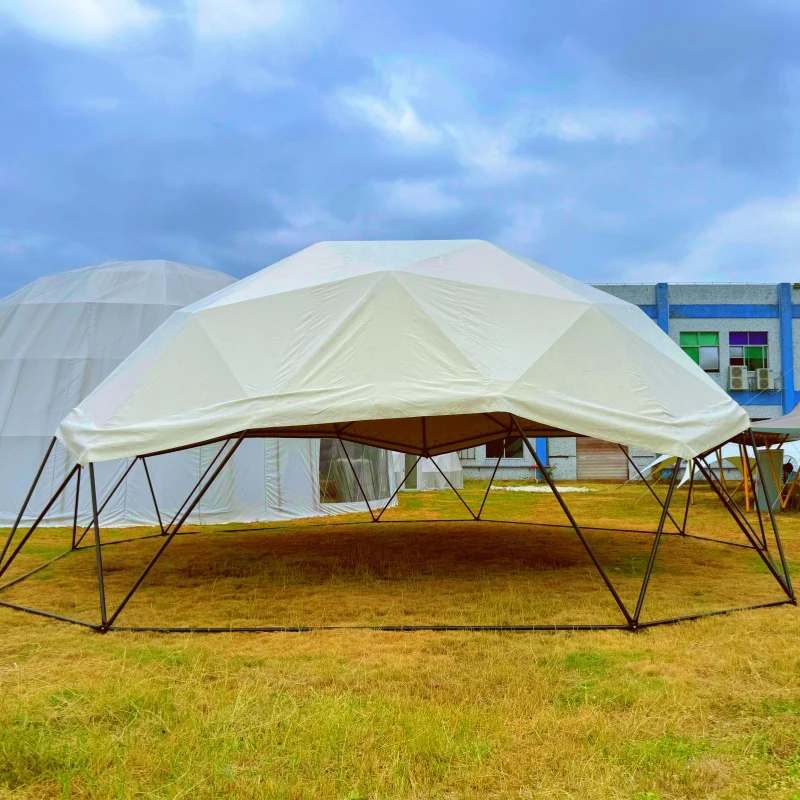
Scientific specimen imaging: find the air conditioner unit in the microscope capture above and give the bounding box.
[755,367,774,391]
[729,365,746,391]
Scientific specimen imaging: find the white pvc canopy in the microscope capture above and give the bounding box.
[1,260,392,526]
[57,241,749,465]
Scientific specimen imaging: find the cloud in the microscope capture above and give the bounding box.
[622,190,800,282]
[381,180,461,215]
[339,65,441,146]
[0,0,158,45]
[535,108,667,143]
[188,0,288,41]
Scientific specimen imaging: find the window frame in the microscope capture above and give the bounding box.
[679,331,720,373]
[729,331,769,371]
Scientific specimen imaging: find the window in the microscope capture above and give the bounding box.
[458,448,476,460]
[486,437,524,459]
[729,331,768,370]
[680,332,720,372]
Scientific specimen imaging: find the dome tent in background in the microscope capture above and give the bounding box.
[0,260,395,527]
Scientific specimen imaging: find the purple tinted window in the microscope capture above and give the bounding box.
[729,332,748,345]
[749,331,768,345]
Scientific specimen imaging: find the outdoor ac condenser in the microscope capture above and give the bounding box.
[755,367,774,391]
[729,365,746,390]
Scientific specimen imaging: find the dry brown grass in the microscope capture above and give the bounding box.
[0,480,799,799]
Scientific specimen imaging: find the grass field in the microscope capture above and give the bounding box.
[0,479,799,799]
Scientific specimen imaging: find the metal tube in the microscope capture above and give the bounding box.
[749,429,795,599]
[619,444,683,533]
[71,466,81,550]
[89,464,108,628]
[632,457,681,625]
[105,431,246,628]
[73,457,139,547]
[511,415,633,626]
[0,436,56,567]
[141,457,164,534]
[695,457,792,597]
[477,453,504,520]
[336,436,375,521]
[374,455,421,522]
[681,462,694,535]
[0,464,80,579]
[428,457,477,520]
[163,440,231,535]
[743,439,768,548]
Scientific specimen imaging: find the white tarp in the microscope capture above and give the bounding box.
[57,241,749,465]
[0,260,394,526]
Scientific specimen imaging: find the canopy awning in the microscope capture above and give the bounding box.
[57,240,750,464]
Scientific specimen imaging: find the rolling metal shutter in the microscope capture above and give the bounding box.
[576,438,629,480]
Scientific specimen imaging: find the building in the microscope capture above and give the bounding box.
[459,282,800,481]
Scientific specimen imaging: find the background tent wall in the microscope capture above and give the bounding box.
[392,452,464,491]
[0,262,396,527]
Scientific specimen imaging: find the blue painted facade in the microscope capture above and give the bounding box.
[636,285,795,414]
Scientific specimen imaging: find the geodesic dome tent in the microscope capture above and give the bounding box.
[0,260,392,528]
[1,240,793,633]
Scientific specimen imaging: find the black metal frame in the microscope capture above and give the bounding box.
[0,421,794,634]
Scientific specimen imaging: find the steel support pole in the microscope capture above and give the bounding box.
[749,430,795,599]
[428,457,477,520]
[511,416,633,626]
[105,432,246,628]
[73,457,139,547]
[71,466,81,550]
[162,439,232,535]
[0,464,80,579]
[619,445,682,533]
[374,455,421,522]
[141,457,164,534]
[743,438,768,549]
[477,454,504,520]
[0,436,56,567]
[632,458,681,627]
[88,464,108,629]
[695,457,792,597]
[702,453,761,540]
[680,462,694,535]
[336,435,375,521]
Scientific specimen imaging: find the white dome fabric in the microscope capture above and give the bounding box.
[2,260,393,526]
[57,241,750,465]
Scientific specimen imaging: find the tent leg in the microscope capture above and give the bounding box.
[71,466,81,550]
[680,463,694,535]
[632,458,681,627]
[702,453,761,541]
[511,416,633,627]
[743,438,768,549]
[73,457,139,548]
[619,445,682,533]
[105,431,247,629]
[335,434,375,521]
[477,454,504,521]
[162,439,232,535]
[374,455,421,522]
[695,457,792,598]
[0,436,56,567]
[141,457,164,534]
[428,457,477,520]
[89,464,108,630]
[749,430,795,599]
[0,464,80,579]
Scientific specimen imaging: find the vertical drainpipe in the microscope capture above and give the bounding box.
[656,282,670,334]
[778,283,794,414]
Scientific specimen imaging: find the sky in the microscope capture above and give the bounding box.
[1,0,800,294]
